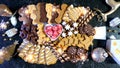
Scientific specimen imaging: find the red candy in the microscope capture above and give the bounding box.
[47,30,53,36]
[57,29,62,34]
[53,31,59,36]
[57,24,62,29]
[46,26,52,31]
[44,24,63,41]
[51,35,57,39]
[52,26,58,31]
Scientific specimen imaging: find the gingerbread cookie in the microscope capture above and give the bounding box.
[54,34,93,51]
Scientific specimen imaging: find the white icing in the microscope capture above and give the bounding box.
[74,31,78,34]
[62,21,66,26]
[70,27,74,31]
[73,22,78,27]
[62,32,66,37]
[65,24,70,30]
[68,31,73,36]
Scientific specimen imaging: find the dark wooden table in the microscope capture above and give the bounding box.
[0,0,120,68]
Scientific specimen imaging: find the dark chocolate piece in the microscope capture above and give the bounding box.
[65,46,88,63]
[50,5,59,23]
[77,48,87,56]
[19,23,38,44]
[50,11,58,23]
[78,24,95,36]
[40,3,48,22]
[67,46,77,55]
[84,24,95,36]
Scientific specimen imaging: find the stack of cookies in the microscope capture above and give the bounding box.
[18,3,96,65]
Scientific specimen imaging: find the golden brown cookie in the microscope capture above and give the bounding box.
[55,4,68,23]
[54,34,94,51]
[37,23,50,45]
[18,41,57,65]
[63,5,88,22]
[46,3,53,23]
[25,5,37,20]
[46,3,60,24]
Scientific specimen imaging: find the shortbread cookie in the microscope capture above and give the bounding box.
[46,3,59,23]
[25,4,37,20]
[18,41,57,65]
[55,4,68,23]
[37,23,50,45]
[63,5,88,22]
[46,3,54,23]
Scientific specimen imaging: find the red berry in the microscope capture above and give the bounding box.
[58,29,62,33]
[51,35,57,39]
[47,30,53,36]
[57,24,62,29]
[44,29,48,33]
[46,26,52,31]
[53,31,59,36]
[52,26,58,31]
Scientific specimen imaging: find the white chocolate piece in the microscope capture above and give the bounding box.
[106,40,120,65]
[109,35,116,40]
[94,26,106,40]
[5,28,17,37]
[10,16,17,26]
[109,17,120,27]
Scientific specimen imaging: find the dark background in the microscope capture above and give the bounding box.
[0,0,120,68]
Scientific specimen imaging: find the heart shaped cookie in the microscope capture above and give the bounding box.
[44,24,63,41]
